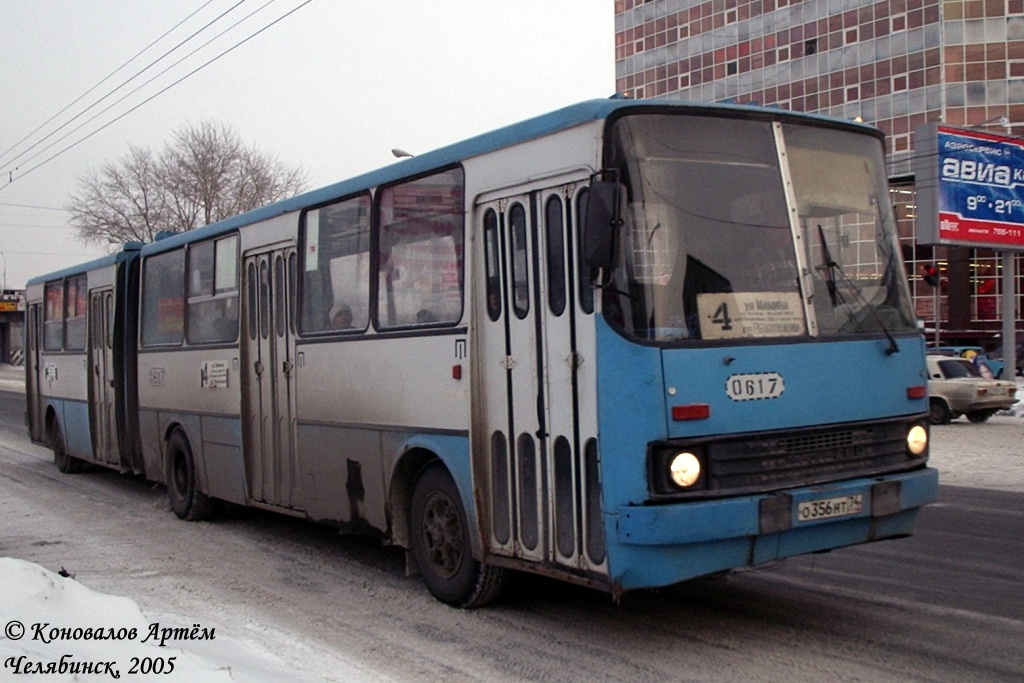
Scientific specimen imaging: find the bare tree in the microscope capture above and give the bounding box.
[67,145,171,246]
[69,121,308,247]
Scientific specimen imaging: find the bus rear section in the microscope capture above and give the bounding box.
[25,245,144,476]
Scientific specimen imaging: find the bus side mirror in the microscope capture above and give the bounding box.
[583,180,622,270]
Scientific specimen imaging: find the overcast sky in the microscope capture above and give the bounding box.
[0,1,615,289]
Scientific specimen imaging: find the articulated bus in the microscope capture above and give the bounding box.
[26,99,938,607]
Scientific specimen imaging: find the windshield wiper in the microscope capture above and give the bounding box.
[816,224,900,355]
[818,225,840,307]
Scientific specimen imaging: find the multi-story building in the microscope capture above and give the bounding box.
[614,0,1024,351]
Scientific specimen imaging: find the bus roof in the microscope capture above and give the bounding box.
[58,98,877,261]
[26,242,142,286]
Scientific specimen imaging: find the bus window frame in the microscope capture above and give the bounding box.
[140,248,186,349]
[373,164,466,332]
[43,280,65,352]
[297,190,373,337]
[185,233,240,346]
[63,274,88,352]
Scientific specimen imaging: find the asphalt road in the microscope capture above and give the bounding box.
[1,387,1021,682]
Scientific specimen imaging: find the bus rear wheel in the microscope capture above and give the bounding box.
[166,431,217,521]
[51,423,84,474]
[410,463,507,608]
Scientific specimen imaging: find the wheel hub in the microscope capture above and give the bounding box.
[421,491,463,579]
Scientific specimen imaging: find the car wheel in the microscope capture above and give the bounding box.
[409,462,507,608]
[966,410,996,423]
[929,399,951,425]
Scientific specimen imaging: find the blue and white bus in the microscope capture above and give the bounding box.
[26,99,938,606]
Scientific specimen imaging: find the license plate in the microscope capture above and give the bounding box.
[797,494,863,522]
[990,387,1006,396]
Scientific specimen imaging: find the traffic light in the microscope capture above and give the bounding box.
[922,263,939,286]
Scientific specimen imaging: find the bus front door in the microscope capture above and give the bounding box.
[88,289,118,466]
[477,186,586,569]
[243,247,301,510]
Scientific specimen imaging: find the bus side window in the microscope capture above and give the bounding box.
[141,250,185,347]
[43,281,64,351]
[299,193,371,334]
[377,167,465,328]
[186,235,239,345]
[64,274,87,351]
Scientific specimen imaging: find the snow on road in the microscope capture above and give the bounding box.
[1,363,1021,680]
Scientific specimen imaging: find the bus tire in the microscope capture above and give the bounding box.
[410,463,507,608]
[51,423,84,474]
[166,431,217,521]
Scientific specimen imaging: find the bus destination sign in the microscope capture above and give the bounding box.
[915,123,1024,250]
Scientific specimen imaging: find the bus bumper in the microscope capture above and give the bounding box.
[611,467,939,590]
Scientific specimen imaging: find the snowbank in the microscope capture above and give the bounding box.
[0,558,316,682]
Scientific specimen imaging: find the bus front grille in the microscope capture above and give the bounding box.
[647,416,928,500]
[708,420,913,491]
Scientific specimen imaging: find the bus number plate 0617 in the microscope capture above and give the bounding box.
[725,372,785,401]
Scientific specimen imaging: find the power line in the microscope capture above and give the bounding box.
[0,0,248,175]
[1,250,107,258]
[1,0,314,190]
[0,0,221,169]
[0,201,65,212]
[0,224,76,231]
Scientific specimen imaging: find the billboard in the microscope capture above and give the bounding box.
[915,123,1024,251]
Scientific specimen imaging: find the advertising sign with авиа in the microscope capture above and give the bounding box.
[915,123,1024,250]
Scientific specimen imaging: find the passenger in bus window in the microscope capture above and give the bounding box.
[332,305,353,329]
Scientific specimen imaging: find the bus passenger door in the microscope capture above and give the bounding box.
[243,247,301,510]
[88,289,118,466]
[477,185,584,568]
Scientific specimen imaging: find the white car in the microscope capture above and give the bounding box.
[927,356,1018,424]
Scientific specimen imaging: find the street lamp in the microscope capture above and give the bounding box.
[972,114,1011,131]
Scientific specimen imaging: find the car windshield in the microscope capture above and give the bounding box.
[939,359,982,379]
[600,113,917,343]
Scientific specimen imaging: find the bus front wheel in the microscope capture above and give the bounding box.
[410,463,507,608]
[166,431,217,521]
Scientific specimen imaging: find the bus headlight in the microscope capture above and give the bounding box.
[906,424,928,456]
[669,452,703,488]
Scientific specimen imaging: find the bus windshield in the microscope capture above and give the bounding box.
[603,114,917,343]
